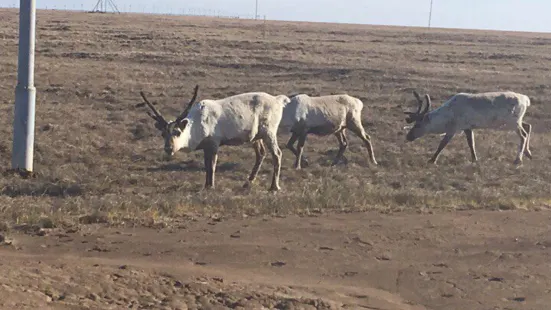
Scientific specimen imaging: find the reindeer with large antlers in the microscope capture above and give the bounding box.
[139,86,285,191]
[404,90,533,165]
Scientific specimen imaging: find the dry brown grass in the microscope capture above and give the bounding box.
[1,9,551,227]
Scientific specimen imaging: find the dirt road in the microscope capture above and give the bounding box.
[1,209,550,310]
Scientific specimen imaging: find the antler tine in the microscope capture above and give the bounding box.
[176,84,200,123]
[140,91,167,124]
[412,90,422,102]
[188,85,199,107]
[412,91,425,114]
[422,94,431,115]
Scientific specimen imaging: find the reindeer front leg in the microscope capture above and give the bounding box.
[203,144,218,189]
[286,132,299,158]
[295,133,308,170]
[463,129,477,162]
[286,132,309,168]
[429,132,456,164]
[332,130,348,166]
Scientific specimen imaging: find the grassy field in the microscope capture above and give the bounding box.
[1,9,551,227]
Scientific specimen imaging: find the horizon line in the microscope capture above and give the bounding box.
[1,6,551,36]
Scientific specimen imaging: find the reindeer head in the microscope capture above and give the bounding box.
[138,85,199,156]
[404,91,432,142]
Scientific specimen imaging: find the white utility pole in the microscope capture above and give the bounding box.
[428,0,434,28]
[12,0,37,173]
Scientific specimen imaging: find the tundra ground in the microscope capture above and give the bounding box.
[0,9,550,309]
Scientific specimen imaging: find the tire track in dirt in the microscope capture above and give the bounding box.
[0,251,421,310]
[1,209,551,309]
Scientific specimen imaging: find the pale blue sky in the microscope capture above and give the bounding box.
[0,0,550,33]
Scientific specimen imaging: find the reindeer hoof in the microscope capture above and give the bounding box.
[524,151,533,160]
[513,158,523,166]
[332,156,349,167]
[243,182,252,189]
[269,186,280,192]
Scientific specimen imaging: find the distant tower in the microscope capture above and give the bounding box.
[91,0,121,13]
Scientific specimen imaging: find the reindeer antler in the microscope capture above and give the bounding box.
[412,91,425,115]
[175,84,200,123]
[404,91,431,123]
[422,94,431,115]
[139,91,168,126]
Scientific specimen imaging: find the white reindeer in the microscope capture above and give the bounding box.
[139,86,284,191]
[279,93,378,169]
[404,90,532,165]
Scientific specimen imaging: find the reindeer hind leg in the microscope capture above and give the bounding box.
[264,134,282,191]
[514,125,528,165]
[522,122,532,159]
[244,140,266,188]
[347,120,378,165]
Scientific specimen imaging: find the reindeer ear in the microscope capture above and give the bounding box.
[404,112,417,123]
[176,119,189,130]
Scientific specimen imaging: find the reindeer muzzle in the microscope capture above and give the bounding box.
[163,147,175,157]
[406,131,416,142]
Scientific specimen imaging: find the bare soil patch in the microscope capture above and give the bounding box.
[2,210,550,309]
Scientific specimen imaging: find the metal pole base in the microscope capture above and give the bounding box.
[12,85,36,172]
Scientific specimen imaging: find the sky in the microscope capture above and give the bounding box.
[0,0,550,33]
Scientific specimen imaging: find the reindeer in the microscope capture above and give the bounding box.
[404,90,532,165]
[139,86,284,191]
[279,94,378,169]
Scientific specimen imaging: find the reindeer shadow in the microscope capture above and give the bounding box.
[147,160,241,173]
